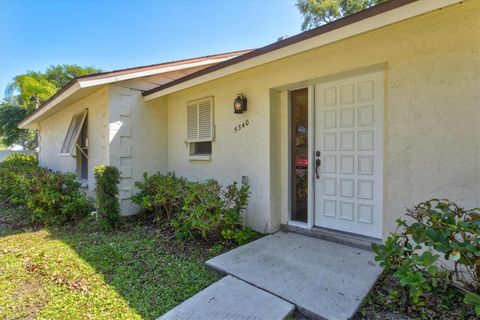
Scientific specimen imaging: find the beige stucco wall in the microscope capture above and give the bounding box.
[163,1,480,236]
[38,87,109,191]
[37,84,168,212]
[108,85,168,214]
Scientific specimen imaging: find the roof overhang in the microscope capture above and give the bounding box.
[19,52,250,128]
[143,0,461,101]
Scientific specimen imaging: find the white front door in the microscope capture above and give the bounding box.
[314,72,384,239]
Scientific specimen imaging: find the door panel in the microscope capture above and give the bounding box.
[314,72,383,239]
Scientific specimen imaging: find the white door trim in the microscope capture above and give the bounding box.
[307,85,315,228]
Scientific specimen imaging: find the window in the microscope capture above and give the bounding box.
[290,88,308,223]
[186,97,214,156]
[190,141,212,155]
[60,110,87,156]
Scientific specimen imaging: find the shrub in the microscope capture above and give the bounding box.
[372,199,479,316]
[131,172,186,222]
[26,170,94,224]
[94,165,121,229]
[0,154,38,204]
[132,172,254,244]
[0,154,93,225]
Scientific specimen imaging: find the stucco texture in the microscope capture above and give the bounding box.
[38,87,109,191]
[163,1,480,236]
[108,85,168,214]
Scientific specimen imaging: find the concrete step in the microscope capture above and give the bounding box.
[158,275,295,320]
[206,232,382,320]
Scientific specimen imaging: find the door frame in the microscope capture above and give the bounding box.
[287,85,315,228]
[287,71,384,239]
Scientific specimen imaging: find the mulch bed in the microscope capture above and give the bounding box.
[353,272,477,320]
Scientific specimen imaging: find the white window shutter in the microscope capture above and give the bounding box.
[60,110,87,156]
[187,103,198,141]
[198,99,213,140]
[186,97,213,142]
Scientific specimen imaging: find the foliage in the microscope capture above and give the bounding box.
[43,64,102,88]
[296,0,385,30]
[26,170,94,225]
[5,64,102,110]
[132,172,254,244]
[0,102,36,149]
[0,154,93,225]
[0,206,223,320]
[355,271,472,320]
[372,199,479,316]
[131,172,187,222]
[0,64,102,149]
[0,154,39,204]
[7,73,57,111]
[94,165,121,229]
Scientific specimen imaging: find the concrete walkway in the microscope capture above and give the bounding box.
[206,232,382,320]
[159,232,382,320]
[159,275,294,320]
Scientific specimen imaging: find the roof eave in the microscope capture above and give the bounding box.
[143,0,461,101]
[18,52,250,128]
[18,80,82,129]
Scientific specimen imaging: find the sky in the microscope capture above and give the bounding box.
[0,0,304,97]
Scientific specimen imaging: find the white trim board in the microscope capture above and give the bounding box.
[144,0,461,101]
[19,55,240,128]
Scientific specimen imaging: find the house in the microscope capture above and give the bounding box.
[20,0,479,240]
[18,50,251,212]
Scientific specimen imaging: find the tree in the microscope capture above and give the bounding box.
[0,64,102,149]
[0,102,34,150]
[44,64,102,88]
[296,0,386,31]
[5,64,102,111]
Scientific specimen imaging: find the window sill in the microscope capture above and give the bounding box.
[188,154,212,161]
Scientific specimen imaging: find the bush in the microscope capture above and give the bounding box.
[94,165,121,229]
[0,154,38,204]
[372,199,479,316]
[26,170,94,224]
[0,154,93,225]
[132,172,254,244]
[131,172,186,222]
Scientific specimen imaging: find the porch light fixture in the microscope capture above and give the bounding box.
[233,94,247,114]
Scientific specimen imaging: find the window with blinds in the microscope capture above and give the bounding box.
[186,97,213,156]
[187,97,213,142]
[59,110,87,156]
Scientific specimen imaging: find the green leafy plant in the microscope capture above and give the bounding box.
[0,154,93,224]
[131,172,186,222]
[372,199,479,316]
[0,154,38,204]
[94,165,121,229]
[132,172,255,244]
[26,170,94,224]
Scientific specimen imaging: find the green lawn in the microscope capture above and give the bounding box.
[0,206,227,320]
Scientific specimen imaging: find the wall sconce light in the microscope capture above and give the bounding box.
[233,94,247,114]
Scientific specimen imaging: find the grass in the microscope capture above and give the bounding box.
[0,206,231,320]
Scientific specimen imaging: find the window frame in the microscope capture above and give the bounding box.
[59,109,88,156]
[186,97,214,160]
[186,96,214,143]
[190,141,212,156]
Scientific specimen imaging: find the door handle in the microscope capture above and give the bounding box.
[315,158,321,179]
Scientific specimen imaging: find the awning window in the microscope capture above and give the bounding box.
[59,110,87,156]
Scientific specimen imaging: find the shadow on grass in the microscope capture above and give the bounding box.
[0,207,233,320]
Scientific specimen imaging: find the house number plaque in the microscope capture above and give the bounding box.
[234,120,249,133]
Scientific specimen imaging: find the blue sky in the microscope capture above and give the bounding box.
[0,0,303,97]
